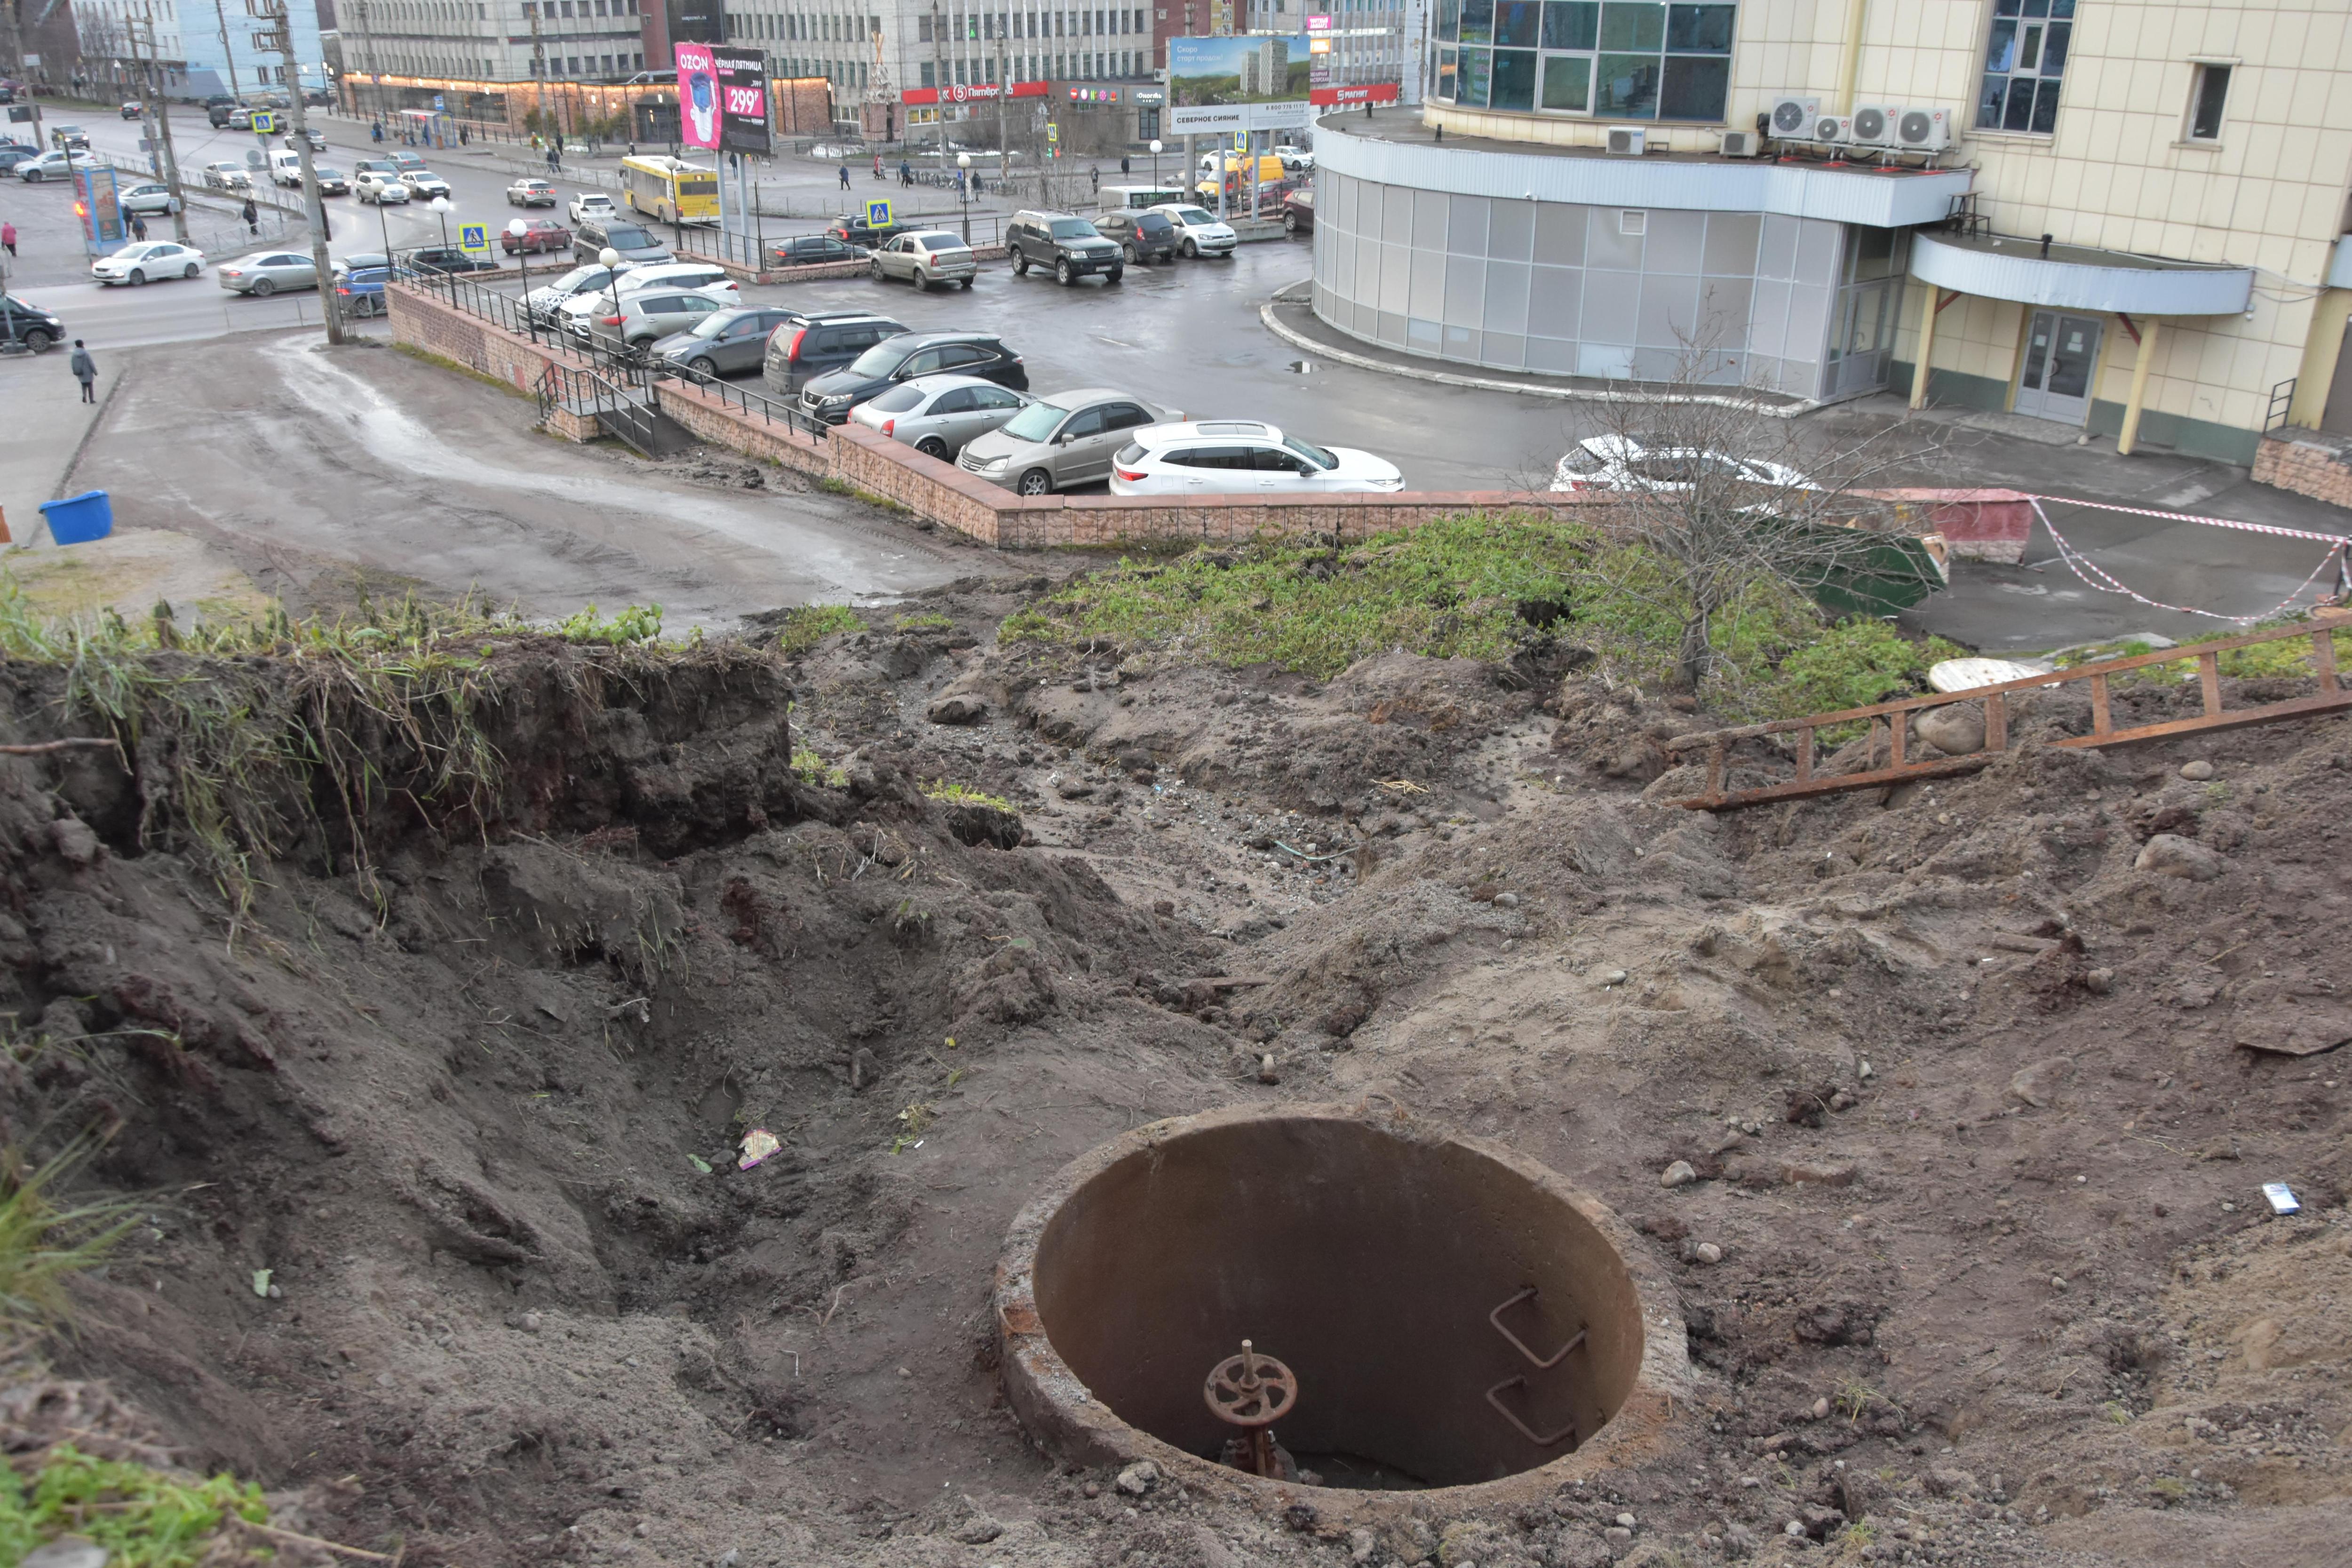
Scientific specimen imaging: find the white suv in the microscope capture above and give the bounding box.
[1109,420,1403,496]
[1149,202,1236,259]
[571,191,617,225]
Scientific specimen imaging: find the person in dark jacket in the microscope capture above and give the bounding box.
[69,339,96,403]
[241,197,258,235]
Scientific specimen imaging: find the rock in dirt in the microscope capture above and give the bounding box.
[1923,1467,1981,1498]
[2006,1058,2071,1108]
[926,693,988,725]
[952,1512,1006,1544]
[2136,833,2223,880]
[1116,1460,1161,1496]
[850,1047,881,1090]
[1660,1160,1699,1189]
[2179,759,2217,780]
[48,817,100,866]
[1781,1160,1857,1187]
[1692,1241,1724,1265]
[1915,703,1986,757]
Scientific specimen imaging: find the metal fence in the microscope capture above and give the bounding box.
[413,268,830,442]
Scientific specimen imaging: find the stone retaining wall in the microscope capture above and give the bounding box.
[2253,429,2352,508]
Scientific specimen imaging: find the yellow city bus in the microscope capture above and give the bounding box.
[620,155,720,224]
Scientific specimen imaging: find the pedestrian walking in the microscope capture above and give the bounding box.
[4,218,20,258]
[548,146,561,173]
[460,125,470,145]
[241,197,258,236]
[1089,165,1098,193]
[899,158,911,186]
[372,121,384,143]
[872,150,882,179]
[839,162,851,190]
[1120,154,1130,175]
[69,340,96,404]
[130,213,147,241]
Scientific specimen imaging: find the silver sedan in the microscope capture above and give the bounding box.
[849,374,1032,459]
[870,230,977,291]
[217,251,318,296]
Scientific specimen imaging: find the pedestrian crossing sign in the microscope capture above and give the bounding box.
[866,199,892,228]
[250,111,278,134]
[458,223,490,257]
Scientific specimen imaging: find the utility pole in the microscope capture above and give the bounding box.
[527,0,546,141]
[129,6,191,240]
[250,0,344,343]
[213,0,243,102]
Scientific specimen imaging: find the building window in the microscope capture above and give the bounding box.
[920,60,935,84]
[1434,0,1730,119]
[2186,62,2230,141]
[1975,0,2071,135]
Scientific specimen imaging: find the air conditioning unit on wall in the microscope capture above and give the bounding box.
[1767,96,1819,139]
[1605,125,1646,156]
[1813,113,1853,144]
[1720,129,1760,157]
[1850,103,1902,145]
[1896,106,1953,151]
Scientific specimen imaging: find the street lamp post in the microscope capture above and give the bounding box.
[956,151,970,243]
[507,215,532,309]
[598,244,620,358]
[1149,137,1161,196]
[429,193,453,249]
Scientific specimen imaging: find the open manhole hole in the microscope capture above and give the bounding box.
[997,1103,1685,1510]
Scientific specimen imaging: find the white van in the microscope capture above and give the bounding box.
[269,149,303,187]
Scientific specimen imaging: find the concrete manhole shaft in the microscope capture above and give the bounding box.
[995,1103,1690,1516]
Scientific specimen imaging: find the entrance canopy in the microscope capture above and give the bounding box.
[1913,230,2252,316]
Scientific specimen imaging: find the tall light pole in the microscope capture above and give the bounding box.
[955,149,969,242]
[429,192,453,248]
[252,0,345,343]
[1149,135,1160,194]
[130,5,190,242]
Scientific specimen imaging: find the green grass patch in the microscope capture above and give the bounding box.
[0,1447,272,1568]
[922,780,1016,812]
[555,602,664,644]
[772,603,865,654]
[893,610,954,632]
[0,1138,140,1339]
[1003,516,1959,721]
[791,747,850,788]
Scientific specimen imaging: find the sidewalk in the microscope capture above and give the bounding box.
[0,348,110,541]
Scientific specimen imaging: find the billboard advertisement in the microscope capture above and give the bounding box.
[665,0,723,46]
[898,80,1049,105]
[1166,34,1312,104]
[714,48,770,154]
[675,43,720,149]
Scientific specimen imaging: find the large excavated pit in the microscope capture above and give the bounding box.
[995,1103,1688,1519]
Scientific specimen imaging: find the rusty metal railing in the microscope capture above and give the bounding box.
[1663,616,2352,811]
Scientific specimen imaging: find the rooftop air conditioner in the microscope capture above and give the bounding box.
[1896,106,1953,151]
[1719,129,1760,157]
[1850,103,1902,145]
[1767,95,1819,139]
[1605,125,1646,156]
[1813,113,1853,144]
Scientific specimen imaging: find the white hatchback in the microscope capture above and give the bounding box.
[1110,420,1404,496]
[1148,202,1237,258]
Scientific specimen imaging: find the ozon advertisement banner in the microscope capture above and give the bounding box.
[674,42,719,149]
[715,48,771,154]
[898,80,1049,105]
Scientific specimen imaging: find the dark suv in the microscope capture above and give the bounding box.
[1007,209,1122,286]
[1096,208,1180,266]
[795,330,1028,425]
[761,310,910,396]
[827,215,904,249]
[769,233,868,267]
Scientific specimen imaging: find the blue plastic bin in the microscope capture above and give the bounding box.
[39,491,113,545]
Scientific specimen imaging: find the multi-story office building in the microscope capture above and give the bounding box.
[75,0,329,97]
[1308,0,2352,463]
[336,0,648,88]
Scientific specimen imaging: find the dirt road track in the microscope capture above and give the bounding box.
[68,332,992,625]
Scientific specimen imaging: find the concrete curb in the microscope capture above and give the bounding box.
[1257,287,1824,419]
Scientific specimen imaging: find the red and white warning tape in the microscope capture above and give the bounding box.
[2027,497,2349,623]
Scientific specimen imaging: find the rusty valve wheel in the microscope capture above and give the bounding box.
[1204,1338,1298,1428]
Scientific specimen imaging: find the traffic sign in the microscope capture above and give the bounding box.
[865,198,892,228]
[458,223,490,257]
[250,111,278,134]
[1045,121,1058,143]
[433,94,445,111]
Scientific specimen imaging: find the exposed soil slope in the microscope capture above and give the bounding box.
[0,597,2343,1568]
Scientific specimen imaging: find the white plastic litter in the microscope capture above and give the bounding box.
[1928,657,2050,693]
